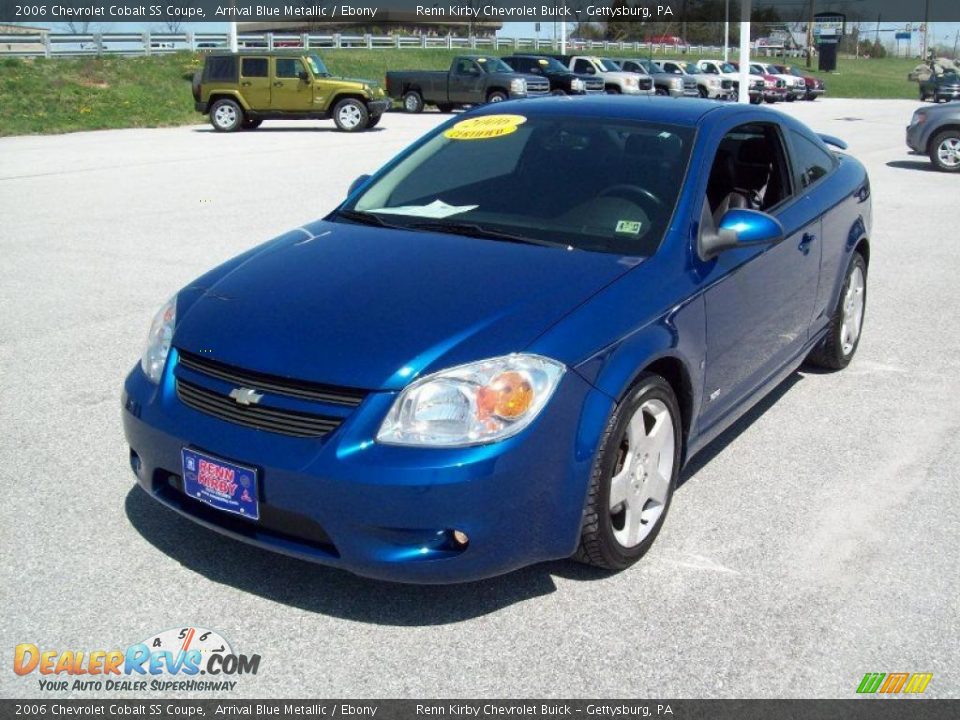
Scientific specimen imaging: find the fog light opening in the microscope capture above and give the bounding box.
[129,449,142,477]
[450,529,470,549]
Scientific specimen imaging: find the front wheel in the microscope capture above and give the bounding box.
[487,90,508,103]
[698,86,708,98]
[333,98,369,132]
[930,129,960,172]
[655,87,668,96]
[806,253,867,370]
[209,98,243,132]
[750,94,763,105]
[605,86,621,95]
[574,375,681,571]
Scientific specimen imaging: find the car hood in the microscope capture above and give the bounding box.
[173,220,635,391]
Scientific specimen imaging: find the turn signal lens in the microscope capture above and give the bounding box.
[477,371,534,420]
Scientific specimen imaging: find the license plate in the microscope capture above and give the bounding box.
[181,448,259,520]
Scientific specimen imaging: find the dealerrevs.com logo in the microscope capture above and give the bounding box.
[13,627,261,693]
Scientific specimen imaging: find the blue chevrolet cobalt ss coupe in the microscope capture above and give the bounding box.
[123,97,871,583]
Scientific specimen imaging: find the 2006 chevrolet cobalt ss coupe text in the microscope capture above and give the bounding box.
[123,97,871,583]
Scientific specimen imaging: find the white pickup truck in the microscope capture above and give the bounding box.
[554,55,655,95]
[696,59,765,104]
[656,60,735,100]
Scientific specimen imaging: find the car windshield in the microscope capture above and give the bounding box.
[338,115,694,256]
[680,62,700,74]
[306,54,329,76]
[637,60,656,73]
[598,58,622,71]
[476,56,514,74]
[718,62,737,73]
[535,57,569,72]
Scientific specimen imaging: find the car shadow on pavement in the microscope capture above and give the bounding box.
[191,127,386,134]
[124,370,804,624]
[124,486,612,625]
[885,160,937,172]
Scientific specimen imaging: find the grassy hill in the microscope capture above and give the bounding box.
[0,50,921,137]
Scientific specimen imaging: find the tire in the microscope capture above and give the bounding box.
[436,103,454,113]
[551,89,567,96]
[929,129,960,172]
[919,87,927,102]
[698,86,708,98]
[655,87,668,96]
[750,94,763,105]
[332,98,369,132]
[806,253,867,370]
[241,118,262,130]
[402,90,424,113]
[605,86,621,95]
[574,374,682,571]
[487,90,508,103]
[366,114,381,128]
[786,93,796,102]
[209,98,243,132]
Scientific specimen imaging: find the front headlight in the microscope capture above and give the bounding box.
[671,78,683,88]
[708,79,720,88]
[140,297,176,384]
[376,354,566,447]
[572,78,585,91]
[625,77,638,87]
[510,78,527,94]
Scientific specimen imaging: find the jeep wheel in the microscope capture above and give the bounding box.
[487,90,508,103]
[210,99,243,132]
[333,98,369,132]
[241,118,262,130]
[402,91,424,113]
[930,130,960,172]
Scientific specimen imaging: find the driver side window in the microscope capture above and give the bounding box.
[705,123,793,227]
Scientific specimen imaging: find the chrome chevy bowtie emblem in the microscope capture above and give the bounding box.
[229,387,263,406]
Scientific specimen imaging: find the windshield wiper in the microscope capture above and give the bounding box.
[406,220,571,249]
[335,209,400,229]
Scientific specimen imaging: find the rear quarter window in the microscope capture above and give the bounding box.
[790,130,837,188]
[241,58,268,78]
[205,56,237,82]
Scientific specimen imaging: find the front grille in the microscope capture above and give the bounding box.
[178,350,365,407]
[177,379,342,438]
[638,78,653,91]
[683,79,697,89]
[584,78,604,93]
[526,79,551,96]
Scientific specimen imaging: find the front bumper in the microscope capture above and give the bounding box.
[365,98,392,116]
[805,87,825,98]
[905,121,928,153]
[122,360,610,584]
[935,87,960,101]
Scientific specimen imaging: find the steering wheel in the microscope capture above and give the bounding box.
[598,184,664,213]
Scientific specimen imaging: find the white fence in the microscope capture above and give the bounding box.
[0,31,734,59]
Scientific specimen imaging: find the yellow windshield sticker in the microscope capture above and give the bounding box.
[615,220,643,235]
[444,114,527,141]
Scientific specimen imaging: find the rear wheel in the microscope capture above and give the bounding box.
[807,253,867,370]
[929,129,960,172]
[574,375,681,571]
[209,98,243,132]
[332,98,368,132]
[402,90,424,113]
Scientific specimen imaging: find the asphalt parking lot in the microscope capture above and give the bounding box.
[1,98,957,699]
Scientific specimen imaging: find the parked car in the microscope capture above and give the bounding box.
[192,52,390,132]
[501,55,604,95]
[656,60,735,100]
[919,70,960,103]
[649,34,690,50]
[619,58,698,97]
[730,62,785,103]
[386,55,550,112]
[696,59,764,104]
[906,101,960,172]
[753,62,805,101]
[553,55,654,95]
[774,64,825,101]
[123,97,872,583]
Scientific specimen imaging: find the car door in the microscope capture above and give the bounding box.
[449,58,485,104]
[238,57,270,110]
[697,121,822,432]
[270,57,314,112]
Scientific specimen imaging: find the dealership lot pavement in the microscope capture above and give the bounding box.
[1,99,957,699]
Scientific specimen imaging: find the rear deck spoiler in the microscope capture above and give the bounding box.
[818,133,848,150]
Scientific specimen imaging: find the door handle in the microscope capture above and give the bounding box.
[273,81,283,87]
[798,233,816,255]
[241,81,252,87]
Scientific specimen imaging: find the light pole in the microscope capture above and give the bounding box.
[738,0,751,104]
[723,0,729,62]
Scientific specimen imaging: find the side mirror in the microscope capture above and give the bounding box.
[347,174,371,197]
[700,208,784,260]
[298,70,310,82]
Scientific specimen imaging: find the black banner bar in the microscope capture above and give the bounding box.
[2,1,960,24]
[2,700,960,720]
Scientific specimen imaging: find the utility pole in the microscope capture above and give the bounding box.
[723,0,730,63]
[805,0,814,69]
[738,0,751,104]
[922,0,930,60]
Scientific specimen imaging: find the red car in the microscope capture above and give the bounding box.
[774,64,826,101]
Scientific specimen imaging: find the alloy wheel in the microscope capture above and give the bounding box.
[214,105,237,129]
[608,399,675,548]
[937,137,960,169]
[840,265,865,355]
[338,104,363,130]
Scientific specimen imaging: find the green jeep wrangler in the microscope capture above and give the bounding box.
[192,52,391,132]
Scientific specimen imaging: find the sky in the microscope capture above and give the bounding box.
[13,20,960,50]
